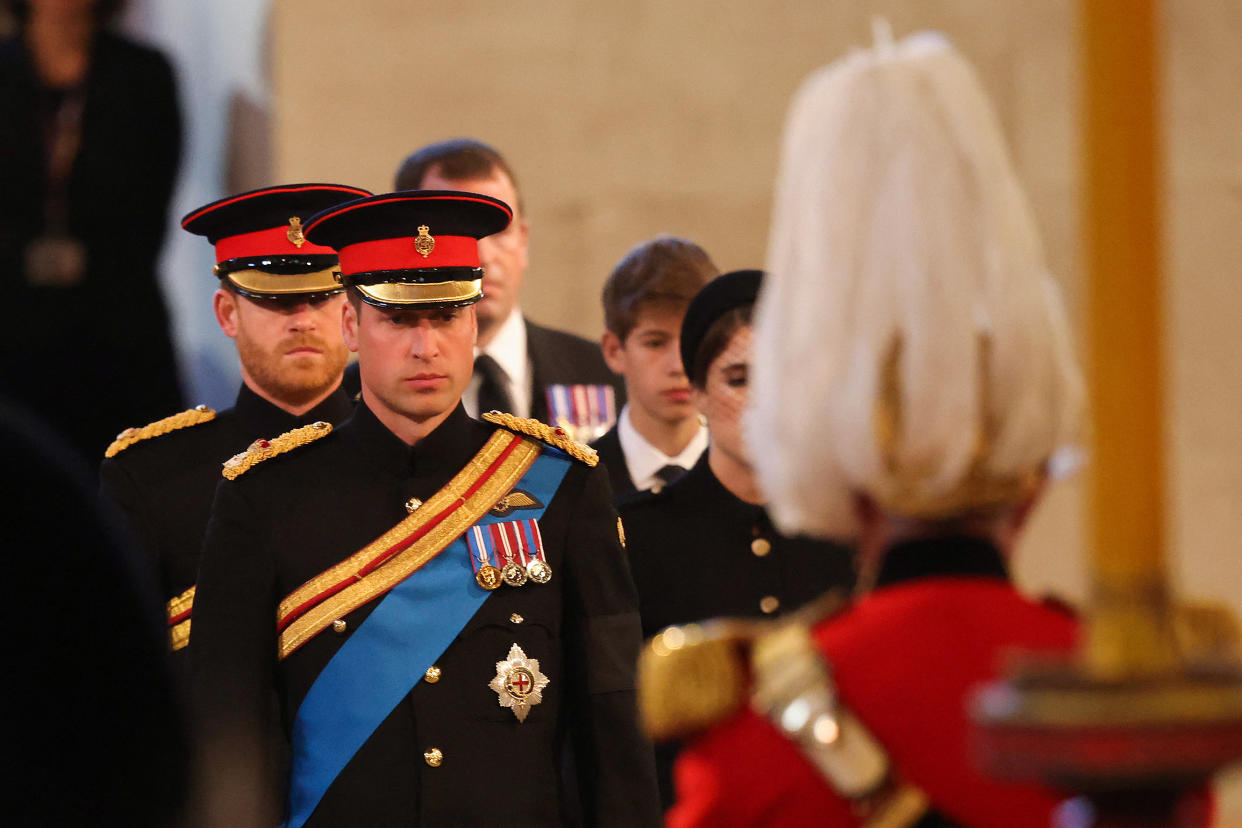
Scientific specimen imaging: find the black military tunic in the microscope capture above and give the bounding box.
[191,402,660,827]
[620,451,856,808]
[98,383,354,666]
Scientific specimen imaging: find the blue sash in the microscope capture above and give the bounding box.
[284,447,571,828]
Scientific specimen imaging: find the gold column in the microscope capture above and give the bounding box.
[974,3,1242,815]
[1082,0,1181,678]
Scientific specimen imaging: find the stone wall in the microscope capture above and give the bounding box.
[271,0,1242,642]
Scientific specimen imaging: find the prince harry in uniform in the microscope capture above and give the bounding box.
[100,183,369,665]
[190,190,660,828]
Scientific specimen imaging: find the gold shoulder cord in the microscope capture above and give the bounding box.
[104,405,217,458]
[222,421,333,480]
[482,411,599,466]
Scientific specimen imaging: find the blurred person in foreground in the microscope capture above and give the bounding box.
[623,268,855,808]
[2,397,186,827]
[99,184,367,671]
[639,30,1086,828]
[0,0,184,464]
[395,138,625,438]
[591,235,718,499]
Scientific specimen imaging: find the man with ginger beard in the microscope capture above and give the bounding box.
[100,183,370,672]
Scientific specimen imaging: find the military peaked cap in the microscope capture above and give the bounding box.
[303,190,512,309]
[182,183,372,299]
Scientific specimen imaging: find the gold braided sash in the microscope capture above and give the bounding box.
[167,585,195,652]
[276,430,541,660]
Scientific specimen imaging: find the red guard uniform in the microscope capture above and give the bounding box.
[663,537,1079,828]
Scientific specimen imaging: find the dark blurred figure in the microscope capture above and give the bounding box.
[0,396,187,826]
[0,0,184,468]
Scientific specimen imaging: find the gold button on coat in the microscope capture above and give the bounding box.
[424,665,441,684]
[509,613,524,624]
[331,619,347,634]
[760,596,780,614]
[751,538,772,557]
[424,748,443,767]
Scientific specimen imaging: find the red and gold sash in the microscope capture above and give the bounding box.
[276,429,541,660]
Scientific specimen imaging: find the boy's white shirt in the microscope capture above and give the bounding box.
[617,403,708,492]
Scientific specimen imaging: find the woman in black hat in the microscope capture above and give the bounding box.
[618,269,855,807]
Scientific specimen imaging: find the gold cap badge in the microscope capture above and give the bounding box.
[414,225,436,258]
[287,216,306,248]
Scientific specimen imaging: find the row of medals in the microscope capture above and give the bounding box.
[476,552,552,591]
[405,494,553,591]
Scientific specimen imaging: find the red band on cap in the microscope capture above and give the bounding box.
[215,226,337,263]
[338,235,479,275]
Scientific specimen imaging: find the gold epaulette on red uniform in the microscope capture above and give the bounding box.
[638,619,754,741]
[638,592,848,741]
[482,411,598,466]
[222,421,333,480]
[104,404,217,458]
[638,593,928,826]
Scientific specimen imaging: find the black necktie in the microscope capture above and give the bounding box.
[653,464,687,490]
[474,354,513,415]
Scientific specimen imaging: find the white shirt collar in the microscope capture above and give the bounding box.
[465,306,531,418]
[617,403,709,492]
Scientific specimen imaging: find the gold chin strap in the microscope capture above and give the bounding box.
[357,279,482,306]
[225,266,343,296]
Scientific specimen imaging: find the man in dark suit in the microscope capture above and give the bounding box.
[394,139,624,439]
[99,184,367,666]
[190,191,660,828]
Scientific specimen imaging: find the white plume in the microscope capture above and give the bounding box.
[747,30,1083,539]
